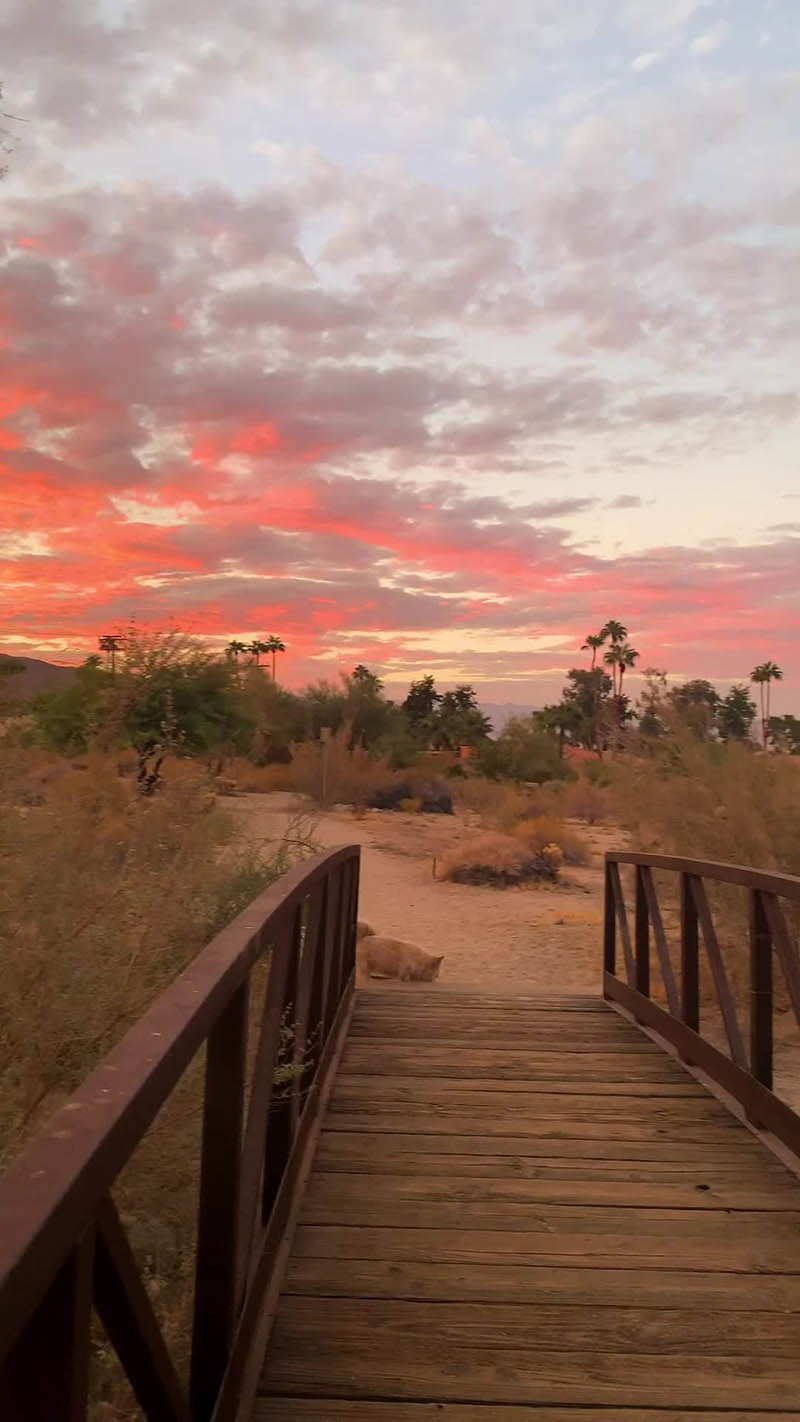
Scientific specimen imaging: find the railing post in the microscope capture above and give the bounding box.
[191,980,248,1422]
[262,906,301,1226]
[634,865,650,999]
[603,857,616,991]
[0,1230,94,1422]
[749,888,773,1093]
[680,872,699,1057]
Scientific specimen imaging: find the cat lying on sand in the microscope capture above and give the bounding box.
[356,922,443,982]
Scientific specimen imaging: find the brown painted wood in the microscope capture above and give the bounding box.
[333,1078,712,1106]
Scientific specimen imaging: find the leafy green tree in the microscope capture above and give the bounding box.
[344,665,394,749]
[432,686,492,752]
[769,714,800,755]
[535,699,586,757]
[751,661,783,749]
[402,675,441,744]
[716,684,757,742]
[638,668,668,738]
[668,679,721,741]
[30,657,111,752]
[478,716,567,782]
[301,680,348,740]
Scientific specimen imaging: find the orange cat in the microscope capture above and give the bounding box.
[357,934,444,983]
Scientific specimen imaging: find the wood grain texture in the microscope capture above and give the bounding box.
[251,988,800,1417]
[255,1405,800,1422]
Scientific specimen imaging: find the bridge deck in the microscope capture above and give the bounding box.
[255,989,800,1419]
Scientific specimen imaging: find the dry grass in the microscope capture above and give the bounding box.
[562,778,610,825]
[609,736,800,1038]
[228,757,295,793]
[0,748,318,1417]
[439,832,564,887]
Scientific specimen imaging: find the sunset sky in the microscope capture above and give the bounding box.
[1,0,798,708]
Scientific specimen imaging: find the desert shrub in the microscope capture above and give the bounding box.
[439,832,563,886]
[289,725,395,807]
[513,814,592,866]
[609,733,800,878]
[475,718,569,784]
[451,775,532,823]
[228,757,295,793]
[369,775,453,814]
[562,778,610,824]
[0,748,317,1415]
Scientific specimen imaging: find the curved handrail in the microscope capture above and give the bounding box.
[0,843,361,1422]
[603,849,800,1160]
[608,851,800,901]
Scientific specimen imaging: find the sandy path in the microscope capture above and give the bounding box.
[231,793,623,995]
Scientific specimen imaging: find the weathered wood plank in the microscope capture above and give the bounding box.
[313,1128,777,1166]
[293,1223,800,1272]
[325,1108,742,1142]
[256,1403,800,1421]
[306,1158,796,1208]
[269,1295,800,1355]
[337,1071,703,1098]
[285,1256,800,1311]
[339,1044,692,1081]
[299,1175,800,1234]
[314,1133,791,1182]
[261,1313,800,1407]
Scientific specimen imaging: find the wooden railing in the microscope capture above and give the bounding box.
[0,845,360,1422]
[604,851,800,1156]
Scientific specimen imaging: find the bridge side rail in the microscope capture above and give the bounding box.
[604,851,800,1155]
[0,844,361,1422]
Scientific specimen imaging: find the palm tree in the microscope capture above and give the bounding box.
[603,645,623,696]
[600,619,628,648]
[99,633,124,676]
[264,634,286,681]
[581,633,606,670]
[751,661,783,749]
[247,639,270,667]
[616,643,640,699]
[226,639,248,663]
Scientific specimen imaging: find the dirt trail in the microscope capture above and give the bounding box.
[232,793,622,995]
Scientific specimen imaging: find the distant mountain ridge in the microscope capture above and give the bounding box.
[0,652,75,700]
[479,702,539,733]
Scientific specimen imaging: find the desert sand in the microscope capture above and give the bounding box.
[232,793,621,995]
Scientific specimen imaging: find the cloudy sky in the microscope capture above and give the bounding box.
[1,0,798,706]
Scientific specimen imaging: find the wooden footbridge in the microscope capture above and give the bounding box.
[3,847,800,1419]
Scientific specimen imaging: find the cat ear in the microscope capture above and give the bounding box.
[435,956,444,966]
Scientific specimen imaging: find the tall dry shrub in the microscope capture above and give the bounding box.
[289,724,395,807]
[609,734,800,1037]
[0,749,317,1415]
